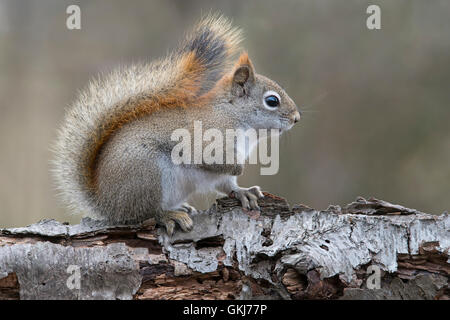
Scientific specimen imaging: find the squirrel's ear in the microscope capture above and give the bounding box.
[231,52,255,96]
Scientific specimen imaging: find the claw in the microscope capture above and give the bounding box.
[233,186,263,211]
[164,219,175,236]
[178,203,197,214]
[160,210,194,236]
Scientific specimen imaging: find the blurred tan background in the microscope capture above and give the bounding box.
[0,0,449,227]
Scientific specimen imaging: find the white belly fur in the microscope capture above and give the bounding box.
[161,165,229,211]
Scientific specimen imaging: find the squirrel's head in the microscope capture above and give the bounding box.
[217,52,300,132]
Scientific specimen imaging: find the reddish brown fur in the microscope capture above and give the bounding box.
[237,51,252,66]
[85,52,213,192]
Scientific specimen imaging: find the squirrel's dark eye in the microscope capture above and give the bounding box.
[263,91,281,110]
[265,95,279,107]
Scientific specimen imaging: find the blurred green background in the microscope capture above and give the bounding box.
[0,0,449,227]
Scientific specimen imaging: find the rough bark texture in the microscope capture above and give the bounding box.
[0,192,448,300]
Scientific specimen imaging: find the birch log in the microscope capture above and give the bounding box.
[0,193,448,300]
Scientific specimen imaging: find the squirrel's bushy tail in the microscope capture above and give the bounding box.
[177,14,242,94]
[52,14,242,216]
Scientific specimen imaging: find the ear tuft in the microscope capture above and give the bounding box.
[237,51,252,66]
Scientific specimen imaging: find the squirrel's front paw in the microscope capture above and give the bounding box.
[160,210,194,236]
[232,186,264,211]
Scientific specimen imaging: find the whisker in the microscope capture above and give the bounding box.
[300,91,330,113]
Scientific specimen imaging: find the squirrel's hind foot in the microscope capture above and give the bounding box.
[159,210,194,236]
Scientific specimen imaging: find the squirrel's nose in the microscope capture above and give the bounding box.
[294,111,301,123]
